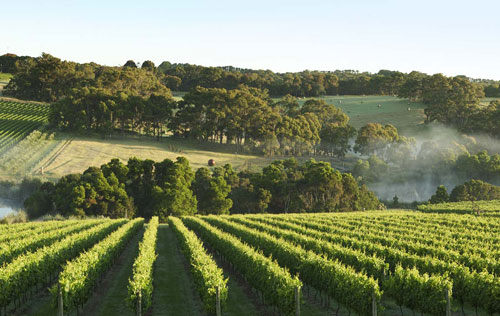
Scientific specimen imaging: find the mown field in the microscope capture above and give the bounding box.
[0,210,499,316]
[296,95,427,132]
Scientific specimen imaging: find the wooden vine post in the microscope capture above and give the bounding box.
[445,289,451,316]
[295,286,300,316]
[371,292,377,316]
[58,282,64,316]
[216,286,221,316]
[136,290,142,316]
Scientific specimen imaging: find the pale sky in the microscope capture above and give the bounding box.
[2,0,500,79]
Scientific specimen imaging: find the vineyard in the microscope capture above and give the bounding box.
[0,99,50,155]
[418,200,500,216]
[0,211,499,316]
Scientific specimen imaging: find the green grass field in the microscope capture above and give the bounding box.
[296,95,427,132]
[0,73,12,82]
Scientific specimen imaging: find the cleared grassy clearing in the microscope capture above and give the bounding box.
[38,135,275,180]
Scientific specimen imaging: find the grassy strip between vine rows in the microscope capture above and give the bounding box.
[169,216,228,315]
[183,216,301,316]
[202,216,381,316]
[55,218,144,313]
[247,214,500,315]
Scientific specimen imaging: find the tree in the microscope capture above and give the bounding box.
[230,179,271,214]
[192,168,232,215]
[429,185,449,204]
[24,182,55,219]
[150,157,197,220]
[53,174,86,217]
[124,60,138,68]
[354,123,401,156]
[392,195,399,208]
[141,60,156,71]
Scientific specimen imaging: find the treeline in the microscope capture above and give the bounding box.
[159,62,407,97]
[3,53,496,100]
[24,157,380,220]
[398,73,500,136]
[484,84,500,97]
[4,53,499,139]
[429,179,500,204]
[3,53,170,102]
[49,85,357,156]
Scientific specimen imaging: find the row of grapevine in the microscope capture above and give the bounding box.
[55,218,143,313]
[0,221,51,234]
[287,215,500,273]
[182,216,302,316]
[0,130,56,174]
[169,217,227,316]
[0,219,126,311]
[0,219,78,243]
[223,216,454,316]
[305,213,500,251]
[0,219,101,266]
[292,212,500,246]
[227,215,388,280]
[0,100,50,117]
[201,216,381,316]
[0,99,49,154]
[128,217,159,315]
[249,215,500,314]
[384,266,452,316]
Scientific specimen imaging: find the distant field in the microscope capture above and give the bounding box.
[296,95,427,133]
[0,73,12,82]
[36,135,276,180]
[480,97,500,106]
[0,73,12,96]
[0,93,498,180]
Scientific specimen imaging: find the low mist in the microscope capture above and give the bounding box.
[352,123,500,202]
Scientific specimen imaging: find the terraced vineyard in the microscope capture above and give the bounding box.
[0,211,499,316]
[0,99,50,154]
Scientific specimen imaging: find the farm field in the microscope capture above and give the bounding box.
[0,211,499,316]
[29,135,276,180]
[296,95,427,132]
